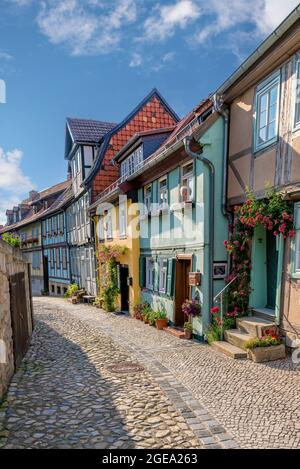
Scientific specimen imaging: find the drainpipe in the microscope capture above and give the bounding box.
[184,136,215,313]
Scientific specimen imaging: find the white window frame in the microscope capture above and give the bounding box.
[144,184,152,213]
[181,162,194,202]
[158,177,168,207]
[106,211,113,240]
[294,58,300,129]
[146,257,154,290]
[294,204,300,275]
[119,201,127,238]
[99,216,105,241]
[254,71,280,153]
[159,258,168,293]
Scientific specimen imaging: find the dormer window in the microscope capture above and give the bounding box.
[120,145,143,180]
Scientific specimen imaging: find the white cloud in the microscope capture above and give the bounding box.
[0,50,13,60]
[0,148,35,225]
[37,0,137,56]
[193,0,299,45]
[143,0,201,41]
[129,52,143,67]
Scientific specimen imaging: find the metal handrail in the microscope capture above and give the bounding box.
[213,275,238,341]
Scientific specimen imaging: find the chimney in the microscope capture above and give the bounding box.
[29,190,39,201]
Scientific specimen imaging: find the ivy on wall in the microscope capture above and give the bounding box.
[98,245,128,312]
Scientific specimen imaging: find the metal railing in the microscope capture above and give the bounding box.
[213,275,238,341]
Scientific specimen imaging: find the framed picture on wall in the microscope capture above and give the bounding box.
[213,262,228,279]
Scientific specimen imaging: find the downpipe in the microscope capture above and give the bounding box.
[184,136,215,313]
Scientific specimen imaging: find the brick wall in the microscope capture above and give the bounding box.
[92,96,177,201]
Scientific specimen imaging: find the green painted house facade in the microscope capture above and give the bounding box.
[133,107,229,340]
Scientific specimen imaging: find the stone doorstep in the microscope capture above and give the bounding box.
[211,341,247,359]
[224,329,253,349]
[163,327,186,339]
[237,316,278,339]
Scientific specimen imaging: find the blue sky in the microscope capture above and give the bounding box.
[0,0,299,223]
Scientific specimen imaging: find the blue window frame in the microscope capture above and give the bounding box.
[254,71,280,153]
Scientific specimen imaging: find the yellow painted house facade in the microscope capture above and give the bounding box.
[93,195,140,314]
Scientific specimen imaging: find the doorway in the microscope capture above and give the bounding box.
[174,258,191,326]
[266,230,278,309]
[43,255,49,293]
[119,265,129,312]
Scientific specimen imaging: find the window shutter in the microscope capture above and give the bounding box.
[139,257,146,288]
[166,258,175,297]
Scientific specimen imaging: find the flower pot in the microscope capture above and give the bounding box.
[247,344,285,363]
[184,329,192,340]
[156,318,168,330]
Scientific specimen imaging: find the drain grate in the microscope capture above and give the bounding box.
[106,362,144,375]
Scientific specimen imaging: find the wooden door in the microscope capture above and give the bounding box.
[266,231,278,309]
[174,259,191,326]
[9,272,31,369]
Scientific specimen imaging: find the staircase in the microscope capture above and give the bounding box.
[212,315,278,360]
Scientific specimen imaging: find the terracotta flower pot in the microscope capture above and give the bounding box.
[156,318,168,330]
[184,329,192,340]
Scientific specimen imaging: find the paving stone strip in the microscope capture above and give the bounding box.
[39,297,300,449]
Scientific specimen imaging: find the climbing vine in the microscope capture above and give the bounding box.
[98,245,127,312]
[223,190,296,315]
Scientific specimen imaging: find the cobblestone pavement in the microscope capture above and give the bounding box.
[2,298,300,449]
[1,299,232,450]
[34,297,300,449]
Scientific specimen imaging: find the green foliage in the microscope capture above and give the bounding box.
[184,321,193,331]
[1,232,20,247]
[155,309,167,320]
[148,311,159,326]
[64,283,79,298]
[245,335,281,349]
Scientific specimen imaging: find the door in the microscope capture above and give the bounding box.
[174,259,191,327]
[9,272,31,369]
[266,230,278,309]
[120,265,129,312]
[43,255,49,293]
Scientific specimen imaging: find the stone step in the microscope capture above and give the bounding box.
[252,308,275,322]
[211,341,248,359]
[163,327,186,339]
[224,329,254,349]
[237,316,277,338]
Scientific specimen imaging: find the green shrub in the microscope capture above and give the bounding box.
[1,232,20,247]
[64,284,79,298]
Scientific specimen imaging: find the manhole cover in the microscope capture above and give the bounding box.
[106,362,144,375]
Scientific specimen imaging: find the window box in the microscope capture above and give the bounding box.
[247,344,285,363]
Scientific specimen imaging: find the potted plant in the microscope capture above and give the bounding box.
[141,303,152,322]
[155,310,168,330]
[244,333,285,363]
[182,299,201,318]
[149,311,158,326]
[184,321,193,340]
[133,301,148,320]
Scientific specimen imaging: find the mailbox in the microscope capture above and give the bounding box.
[188,272,201,286]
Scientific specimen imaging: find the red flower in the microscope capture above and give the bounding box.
[211,306,219,315]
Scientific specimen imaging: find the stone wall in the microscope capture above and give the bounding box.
[0,239,33,400]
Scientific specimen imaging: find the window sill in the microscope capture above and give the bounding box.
[253,139,278,156]
[119,235,127,240]
[290,272,300,280]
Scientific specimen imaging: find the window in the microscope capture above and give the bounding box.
[50,250,54,269]
[158,178,168,207]
[255,72,280,152]
[146,258,154,290]
[294,205,300,273]
[144,185,152,213]
[120,145,143,180]
[32,251,40,269]
[106,211,113,240]
[159,258,168,293]
[119,201,127,238]
[57,286,61,295]
[181,162,194,202]
[62,248,67,270]
[295,60,300,128]
[99,216,105,241]
[56,248,60,268]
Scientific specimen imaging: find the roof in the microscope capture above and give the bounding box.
[216,4,300,98]
[21,180,69,205]
[114,126,176,163]
[66,118,116,144]
[0,181,72,234]
[65,118,116,159]
[84,88,180,186]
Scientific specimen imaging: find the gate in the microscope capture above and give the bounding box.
[9,272,31,369]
